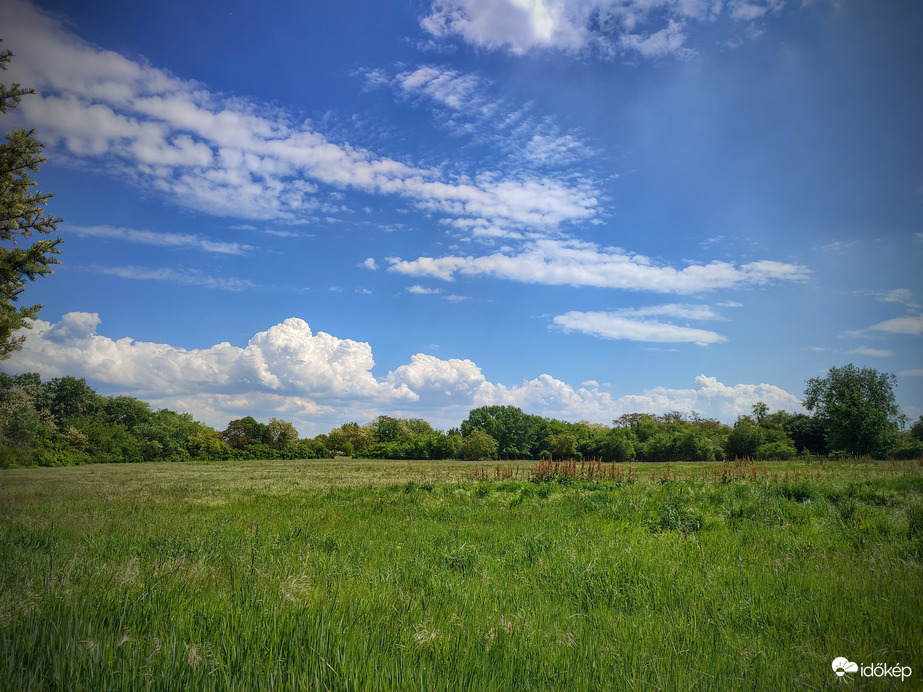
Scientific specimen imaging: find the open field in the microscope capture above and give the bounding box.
[2,458,922,690]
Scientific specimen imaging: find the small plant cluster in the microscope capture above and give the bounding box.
[531,457,637,483]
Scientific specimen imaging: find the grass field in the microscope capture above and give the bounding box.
[1,458,922,690]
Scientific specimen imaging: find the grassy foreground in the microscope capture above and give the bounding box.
[1,458,922,690]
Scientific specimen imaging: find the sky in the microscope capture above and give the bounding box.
[0,0,921,437]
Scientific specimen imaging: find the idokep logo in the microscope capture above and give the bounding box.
[832,658,858,677]
[832,657,913,682]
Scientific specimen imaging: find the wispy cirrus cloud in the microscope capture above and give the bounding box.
[848,347,894,358]
[92,265,255,291]
[70,225,252,255]
[363,63,597,170]
[388,238,810,293]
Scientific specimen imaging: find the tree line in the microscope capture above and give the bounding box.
[1,364,921,468]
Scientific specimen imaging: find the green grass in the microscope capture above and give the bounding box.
[1,458,922,690]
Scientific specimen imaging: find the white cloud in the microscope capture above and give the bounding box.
[1,313,803,433]
[4,313,415,406]
[420,0,786,58]
[70,225,252,255]
[90,265,254,291]
[394,65,489,111]
[388,238,809,293]
[362,257,379,270]
[900,369,923,377]
[619,21,693,60]
[819,240,858,252]
[868,314,923,335]
[422,0,588,56]
[408,285,442,294]
[848,347,894,358]
[553,306,726,345]
[374,64,595,169]
[613,375,803,421]
[387,353,487,399]
[0,0,598,234]
[859,288,918,306]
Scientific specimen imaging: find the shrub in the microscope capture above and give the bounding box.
[755,440,797,461]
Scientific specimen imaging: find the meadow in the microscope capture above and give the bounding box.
[1,458,921,690]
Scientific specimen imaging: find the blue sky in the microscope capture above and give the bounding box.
[1,0,921,436]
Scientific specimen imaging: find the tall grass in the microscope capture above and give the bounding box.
[1,458,921,689]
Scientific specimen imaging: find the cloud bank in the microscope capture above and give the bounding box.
[1,313,802,434]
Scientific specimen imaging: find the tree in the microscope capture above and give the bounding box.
[0,43,63,358]
[460,406,541,459]
[45,376,102,424]
[803,364,906,457]
[910,415,923,443]
[459,428,498,460]
[267,417,298,450]
[220,419,255,450]
[543,432,577,460]
[327,422,374,456]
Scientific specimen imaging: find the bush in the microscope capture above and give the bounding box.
[755,440,797,461]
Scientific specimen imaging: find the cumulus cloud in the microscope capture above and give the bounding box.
[0,0,598,235]
[387,353,488,398]
[1,313,803,433]
[4,313,415,405]
[388,238,809,293]
[420,0,786,58]
[614,375,802,421]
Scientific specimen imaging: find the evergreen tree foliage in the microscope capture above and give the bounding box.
[0,44,63,358]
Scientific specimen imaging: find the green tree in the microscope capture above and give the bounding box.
[187,423,228,458]
[725,417,763,459]
[327,422,374,456]
[910,415,923,442]
[459,428,498,460]
[267,417,298,450]
[461,405,541,459]
[0,44,63,358]
[543,432,577,460]
[45,376,102,424]
[103,396,153,429]
[600,426,637,462]
[775,411,827,456]
[220,419,255,450]
[803,364,905,457]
